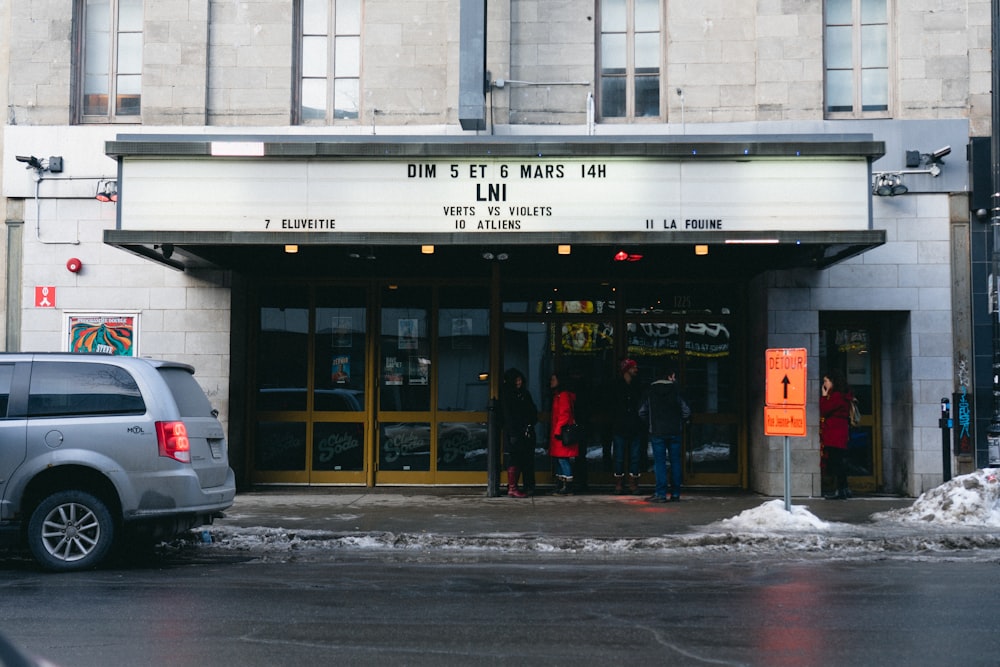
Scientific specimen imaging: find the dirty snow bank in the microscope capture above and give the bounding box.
[871,469,1000,527]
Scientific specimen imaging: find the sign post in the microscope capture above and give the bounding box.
[765,348,808,512]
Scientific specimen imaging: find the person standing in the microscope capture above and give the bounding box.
[611,358,644,495]
[639,365,690,503]
[501,368,538,498]
[820,369,853,500]
[549,372,578,495]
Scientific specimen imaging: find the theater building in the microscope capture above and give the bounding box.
[1,1,991,495]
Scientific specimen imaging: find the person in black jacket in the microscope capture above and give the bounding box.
[638,365,691,503]
[611,358,644,495]
[501,368,538,498]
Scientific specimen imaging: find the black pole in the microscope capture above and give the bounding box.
[486,397,500,496]
[988,0,1000,467]
[940,398,952,483]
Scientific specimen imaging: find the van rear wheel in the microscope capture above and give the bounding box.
[27,490,116,572]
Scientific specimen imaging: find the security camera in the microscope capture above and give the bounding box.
[930,146,951,161]
[15,155,42,169]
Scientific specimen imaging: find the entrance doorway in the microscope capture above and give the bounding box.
[499,283,745,489]
[819,314,881,493]
[247,279,746,489]
[250,281,492,486]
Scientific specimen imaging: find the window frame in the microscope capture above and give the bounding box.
[823,0,893,119]
[73,0,143,124]
[596,0,665,123]
[293,0,363,125]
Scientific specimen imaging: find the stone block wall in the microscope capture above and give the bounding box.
[19,188,232,421]
[762,194,954,497]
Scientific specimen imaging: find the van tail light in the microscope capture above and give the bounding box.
[156,421,191,463]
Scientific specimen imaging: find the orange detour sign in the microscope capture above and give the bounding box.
[765,347,807,407]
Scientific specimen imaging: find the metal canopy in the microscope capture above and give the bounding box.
[104,228,885,278]
[103,134,886,277]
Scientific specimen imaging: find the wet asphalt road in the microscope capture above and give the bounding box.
[1,546,998,666]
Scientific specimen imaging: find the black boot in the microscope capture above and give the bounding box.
[555,475,572,495]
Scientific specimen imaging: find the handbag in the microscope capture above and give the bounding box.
[560,423,584,446]
[849,397,861,427]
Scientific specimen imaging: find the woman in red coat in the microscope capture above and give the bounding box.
[820,369,853,500]
[549,372,578,495]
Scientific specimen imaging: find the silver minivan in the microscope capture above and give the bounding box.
[0,353,236,571]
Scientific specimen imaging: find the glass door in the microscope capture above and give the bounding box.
[251,284,370,485]
[626,317,743,487]
[375,284,492,484]
[376,285,433,481]
[819,317,880,493]
[501,296,617,488]
[310,287,369,483]
[623,281,744,488]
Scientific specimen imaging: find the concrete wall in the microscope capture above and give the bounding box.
[4,1,992,130]
[16,178,232,422]
[1,0,991,494]
[761,193,954,496]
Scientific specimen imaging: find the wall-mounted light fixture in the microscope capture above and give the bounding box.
[557,244,571,255]
[873,146,950,197]
[284,244,299,254]
[872,173,908,197]
[95,180,118,202]
[421,245,435,254]
[695,244,709,256]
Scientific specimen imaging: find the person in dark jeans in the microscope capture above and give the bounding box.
[639,365,691,503]
[611,358,644,495]
[502,368,538,498]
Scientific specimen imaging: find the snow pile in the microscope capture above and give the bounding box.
[715,498,832,532]
[872,469,1000,527]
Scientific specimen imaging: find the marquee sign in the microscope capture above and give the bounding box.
[118,157,871,235]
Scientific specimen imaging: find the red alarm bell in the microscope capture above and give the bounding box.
[66,258,82,273]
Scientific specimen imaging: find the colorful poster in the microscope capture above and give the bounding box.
[332,355,351,384]
[67,314,137,356]
[384,356,403,385]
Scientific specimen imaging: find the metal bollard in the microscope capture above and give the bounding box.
[487,397,499,497]
[939,398,952,483]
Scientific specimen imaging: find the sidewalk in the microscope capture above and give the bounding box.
[214,487,918,540]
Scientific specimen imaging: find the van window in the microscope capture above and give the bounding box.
[27,362,145,417]
[0,363,12,417]
[159,367,215,418]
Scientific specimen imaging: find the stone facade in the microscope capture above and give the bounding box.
[1,0,991,495]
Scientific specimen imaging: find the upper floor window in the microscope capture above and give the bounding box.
[78,0,143,122]
[598,0,662,121]
[295,0,361,124]
[824,0,889,117]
